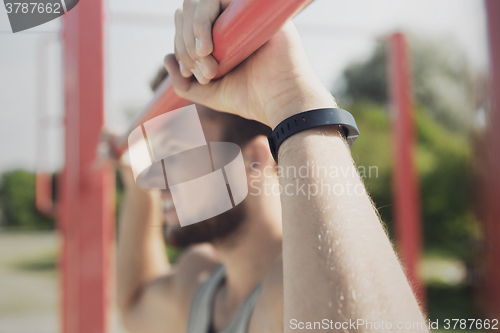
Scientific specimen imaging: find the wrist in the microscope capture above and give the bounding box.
[277,126,345,164]
[266,78,338,128]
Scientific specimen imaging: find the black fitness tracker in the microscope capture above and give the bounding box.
[267,108,360,163]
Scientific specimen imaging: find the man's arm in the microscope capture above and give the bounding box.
[275,97,427,331]
[116,166,218,333]
[116,168,172,331]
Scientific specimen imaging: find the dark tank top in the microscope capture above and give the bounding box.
[186,265,263,333]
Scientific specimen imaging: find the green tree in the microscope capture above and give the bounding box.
[337,37,478,133]
[0,170,55,230]
[338,37,480,260]
[350,103,478,259]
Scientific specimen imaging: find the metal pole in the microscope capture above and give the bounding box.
[61,0,115,332]
[479,0,500,319]
[36,36,54,215]
[388,32,425,306]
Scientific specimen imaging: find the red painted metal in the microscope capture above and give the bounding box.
[35,37,54,215]
[35,172,53,214]
[478,0,500,319]
[388,33,425,305]
[119,0,313,150]
[211,0,312,79]
[60,1,115,332]
[57,0,313,332]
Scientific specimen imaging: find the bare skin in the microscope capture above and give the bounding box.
[116,0,428,332]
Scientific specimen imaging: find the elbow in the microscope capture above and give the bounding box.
[117,289,143,331]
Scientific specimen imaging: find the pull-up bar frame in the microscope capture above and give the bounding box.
[60,1,313,332]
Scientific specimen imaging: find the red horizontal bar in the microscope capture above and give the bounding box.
[35,171,53,215]
[118,0,313,151]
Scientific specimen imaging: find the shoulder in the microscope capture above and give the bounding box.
[146,243,220,301]
[248,255,284,333]
[124,244,220,333]
[172,243,221,299]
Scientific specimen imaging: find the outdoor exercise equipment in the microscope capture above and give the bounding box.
[37,1,500,331]
[59,0,313,332]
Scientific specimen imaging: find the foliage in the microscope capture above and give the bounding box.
[337,44,388,105]
[336,37,477,132]
[0,170,55,230]
[338,36,480,263]
[349,101,478,261]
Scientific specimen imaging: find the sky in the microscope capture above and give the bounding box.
[0,0,490,174]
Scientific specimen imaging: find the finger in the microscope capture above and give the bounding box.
[164,53,223,109]
[183,0,218,81]
[182,0,198,62]
[174,7,195,78]
[164,54,192,93]
[192,0,221,57]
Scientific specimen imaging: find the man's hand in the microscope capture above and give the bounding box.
[164,0,336,128]
[95,130,148,194]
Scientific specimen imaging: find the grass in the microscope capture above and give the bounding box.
[11,249,57,272]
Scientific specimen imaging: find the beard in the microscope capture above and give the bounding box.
[163,201,247,249]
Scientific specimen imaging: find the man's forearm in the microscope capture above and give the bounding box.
[117,186,169,312]
[277,102,427,331]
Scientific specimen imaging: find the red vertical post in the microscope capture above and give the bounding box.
[36,172,53,214]
[479,0,500,319]
[36,37,54,215]
[60,1,114,332]
[388,32,425,305]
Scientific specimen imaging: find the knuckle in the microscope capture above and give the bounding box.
[178,50,193,66]
[174,8,183,22]
[183,0,196,11]
[172,83,188,98]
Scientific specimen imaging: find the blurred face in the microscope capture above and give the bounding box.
[162,105,248,248]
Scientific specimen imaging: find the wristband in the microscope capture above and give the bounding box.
[267,108,360,163]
